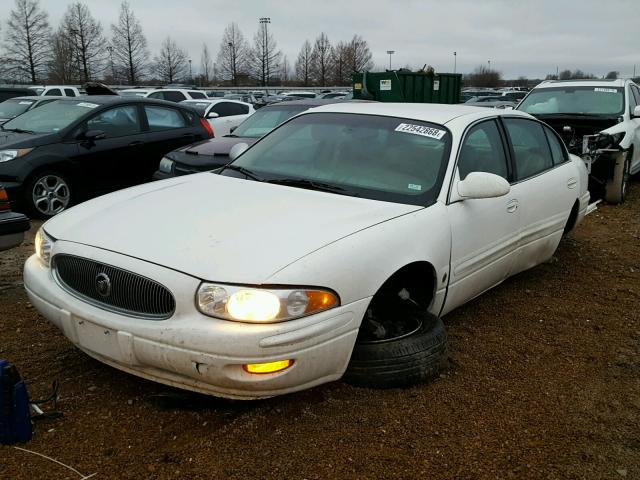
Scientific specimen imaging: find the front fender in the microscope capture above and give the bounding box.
[267,202,452,314]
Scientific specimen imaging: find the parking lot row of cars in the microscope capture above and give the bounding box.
[2,77,640,399]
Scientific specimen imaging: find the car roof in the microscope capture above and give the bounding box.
[52,95,193,108]
[7,96,61,101]
[303,102,531,125]
[535,79,628,88]
[263,98,348,108]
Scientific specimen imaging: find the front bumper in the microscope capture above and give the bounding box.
[0,211,30,251]
[23,242,368,399]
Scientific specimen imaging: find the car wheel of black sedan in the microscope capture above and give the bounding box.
[26,171,72,218]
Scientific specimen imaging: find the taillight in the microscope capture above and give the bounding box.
[0,188,10,212]
[200,118,214,138]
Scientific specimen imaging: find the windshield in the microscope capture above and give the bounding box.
[2,100,96,133]
[0,99,35,118]
[120,91,147,97]
[227,112,452,206]
[518,86,624,115]
[232,105,307,138]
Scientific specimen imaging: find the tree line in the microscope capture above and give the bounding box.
[0,0,374,87]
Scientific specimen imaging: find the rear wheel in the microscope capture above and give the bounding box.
[604,151,630,204]
[25,171,72,218]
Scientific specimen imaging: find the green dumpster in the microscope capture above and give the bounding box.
[352,71,462,104]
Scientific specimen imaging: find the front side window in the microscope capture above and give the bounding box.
[163,91,187,103]
[45,89,62,96]
[457,120,509,181]
[145,106,186,130]
[228,113,452,206]
[189,91,207,99]
[518,86,624,116]
[503,118,553,180]
[85,105,141,138]
[544,126,568,165]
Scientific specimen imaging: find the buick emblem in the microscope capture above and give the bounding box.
[96,272,112,298]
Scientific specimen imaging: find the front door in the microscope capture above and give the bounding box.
[444,119,521,315]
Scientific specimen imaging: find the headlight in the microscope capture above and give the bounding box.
[197,283,339,323]
[159,157,174,173]
[0,148,33,163]
[34,228,54,267]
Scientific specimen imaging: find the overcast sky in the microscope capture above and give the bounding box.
[0,0,638,79]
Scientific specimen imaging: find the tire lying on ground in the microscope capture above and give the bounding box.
[344,304,448,389]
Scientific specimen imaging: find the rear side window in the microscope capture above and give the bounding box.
[145,106,187,130]
[210,102,247,117]
[544,126,568,165]
[503,118,553,180]
[189,91,206,99]
[64,89,76,97]
[45,88,62,96]
[458,120,509,181]
[163,91,187,102]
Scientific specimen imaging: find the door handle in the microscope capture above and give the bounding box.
[567,177,577,189]
[506,199,519,213]
[129,141,144,147]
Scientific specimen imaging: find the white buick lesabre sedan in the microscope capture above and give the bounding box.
[24,103,590,399]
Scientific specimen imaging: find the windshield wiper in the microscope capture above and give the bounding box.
[267,178,352,195]
[221,164,263,181]
[1,127,35,134]
[223,134,239,138]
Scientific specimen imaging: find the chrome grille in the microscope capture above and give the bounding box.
[54,254,175,319]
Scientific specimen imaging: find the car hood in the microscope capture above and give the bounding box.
[44,173,422,283]
[0,130,58,147]
[169,137,259,166]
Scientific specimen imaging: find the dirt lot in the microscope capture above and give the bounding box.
[0,182,639,480]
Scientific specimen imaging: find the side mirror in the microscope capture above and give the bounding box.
[228,142,249,161]
[633,105,640,118]
[82,129,106,141]
[207,111,219,119]
[457,172,510,199]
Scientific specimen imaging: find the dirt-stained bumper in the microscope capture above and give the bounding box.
[23,244,369,400]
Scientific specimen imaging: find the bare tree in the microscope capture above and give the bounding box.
[346,35,373,74]
[153,36,188,83]
[249,20,281,86]
[331,41,350,86]
[294,39,312,86]
[2,0,52,83]
[467,65,502,88]
[216,23,249,86]
[48,27,75,83]
[311,33,331,86]
[605,71,619,79]
[111,1,148,85]
[62,2,106,82]
[200,43,213,86]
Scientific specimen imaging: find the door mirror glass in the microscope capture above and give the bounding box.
[633,105,640,118]
[228,142,249,161]
[207,111,219,119]
[457,171,510,199]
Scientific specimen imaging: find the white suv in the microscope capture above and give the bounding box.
[29,85,81,97]
[518,79,640,203]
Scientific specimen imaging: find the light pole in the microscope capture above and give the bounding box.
[386,50,395,70]
[189,59,192,83]
[228,42,236,86]
[259,17,271,87]
[106,45,116,84]
[453,51,457,74]
[488,59,491,71]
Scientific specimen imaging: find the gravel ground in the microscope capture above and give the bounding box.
[0,181,639,480]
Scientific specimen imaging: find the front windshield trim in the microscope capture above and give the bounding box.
[225,111,453,207]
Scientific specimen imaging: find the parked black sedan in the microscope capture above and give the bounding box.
[0,96,213,217]
[153,99,344,179]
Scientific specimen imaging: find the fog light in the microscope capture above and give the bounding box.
[243,359,293,374]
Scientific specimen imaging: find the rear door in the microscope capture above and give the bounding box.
[501,117,576,274]
[140,104,205,173]
[444,119,521,314]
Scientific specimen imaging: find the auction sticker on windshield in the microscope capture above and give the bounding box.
[594,88,617,93]
[395,123,446,139]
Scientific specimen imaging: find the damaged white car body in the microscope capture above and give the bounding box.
[518,78,640,203]
[24,103,589,399]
